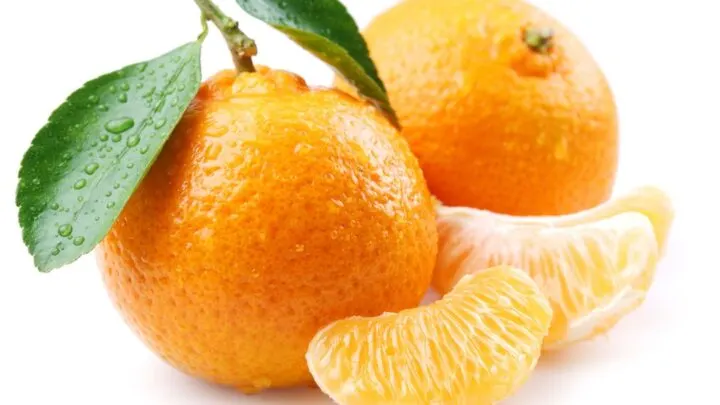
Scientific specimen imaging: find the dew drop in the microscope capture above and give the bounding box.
[72,236,85,246]
[73,179,87,189]
[154,118,167,129]
[178,84,186,92]
[170,97,179,107]
[127,163,135,169]
[88,95,99,104]
[126,135,140,147]
[99,153,107,158]
[139,146,149,154]
[136,83,144,89]
[106,201,116,209]
[118,93,128,103]
[105,191,112,197]
[109,85,117,94]
[138,63,148,72]
[94,216,100,222]
[106,146,113,152]
[100,134,109,142]
[91,141,98,147]
[58,224,73,237]
[121,173,129,179]
[51,247,60,256]
[105,117,135,134]
[84,163,99,175]
[111,133,122,143]
[62,152,72,161]
[120,83,130,91]
[50,202,60,210]
[77,196,84,202]
[113,183,120,189]
[32,178,40,185]
[98,104,109,112]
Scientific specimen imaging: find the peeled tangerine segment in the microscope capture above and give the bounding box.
[306,266,552,405]
[434,186,674,349]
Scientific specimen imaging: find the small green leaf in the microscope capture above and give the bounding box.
[234,0,398,127]
[17,42,202,272]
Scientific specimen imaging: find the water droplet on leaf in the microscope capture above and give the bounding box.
[118,93,128,103]
[88,95,99,104]
[84,163,99,175]
[72,236,85,246]
[73,179,87,189]
[111,134,122,142]
[98,104,109,112]
[139,146,149,154]
[126,135,140,147]
[120,83,130,91]
[106,201,116,209]
[50,202,60,210]
[127,163,135,169]
[109,85,117,94]
[154,118,167,129]
[113,183,120,189]
[105,117,135,134]
[58,224,73,237]
[100,134,109,141]
[51,247,60,256]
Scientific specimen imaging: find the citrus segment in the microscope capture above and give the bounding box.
[433,187,672,348]
[306,266,552,404]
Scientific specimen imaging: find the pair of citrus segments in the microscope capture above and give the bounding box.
[306,186,674,404]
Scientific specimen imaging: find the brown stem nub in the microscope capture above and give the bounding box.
[523,27,555,54]
[193,0,256,73]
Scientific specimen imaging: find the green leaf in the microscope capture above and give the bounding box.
[234,0,398,127]
[16,42,203,272]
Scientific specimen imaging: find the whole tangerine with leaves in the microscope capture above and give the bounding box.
[340,0,619,215]
[96,67,438,392]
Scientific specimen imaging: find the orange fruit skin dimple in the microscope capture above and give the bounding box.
[97,67,438,391]
[340,0,619,215]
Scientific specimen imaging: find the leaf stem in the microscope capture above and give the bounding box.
[193,0,256,72]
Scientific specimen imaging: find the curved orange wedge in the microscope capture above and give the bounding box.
[433,186,673,349]
[307,266,552,404]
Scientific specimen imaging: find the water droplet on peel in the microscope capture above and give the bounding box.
[51,247,60,256]
[111,134,122,142]
[126,135,140,147]
[139,146,149,154]
[120,83,130,91]
[118,93,128,103]
[72,236,85,246]
[100,134,109,141]
[154,118,167,129]
[73,179,87,189]
[127,163,135,169]
[88,95,99,104]
[58,224,73,237]
[105,117,135,134]
[50,202,60,210]
[106,201,116,209]
[84,162,99,175]
[98,104,109,112]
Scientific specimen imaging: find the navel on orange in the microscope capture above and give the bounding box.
[307,266,552,404]
[97,67,437,391]
[434,187,674,349]
[341,0,619,215]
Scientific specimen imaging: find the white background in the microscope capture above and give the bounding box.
[1,0,719,403]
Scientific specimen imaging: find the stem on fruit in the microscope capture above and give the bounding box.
[523,27,554,54]
[193,0,256,73]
